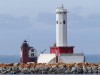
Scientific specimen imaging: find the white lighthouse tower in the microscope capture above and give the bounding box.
[56,4,67,47]
[38,5,85,64]
[50,5,74,56]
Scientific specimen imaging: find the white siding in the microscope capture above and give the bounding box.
[37,54,56,64]
[56,6,67,47]
[29,48,37,58]
[58,54,85,63]
[20,51,22,57]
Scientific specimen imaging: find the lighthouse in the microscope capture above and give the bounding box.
[20,40,37,63]
[38,5,85,64]
[56,4,67,47]
[50,5,74,56]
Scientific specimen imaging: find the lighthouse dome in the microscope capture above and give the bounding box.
[22,40,28,46]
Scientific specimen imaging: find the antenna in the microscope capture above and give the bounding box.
[82,50,84,54]
[28,36,30,45]
[62,4,64,8]
[41,49,46,54]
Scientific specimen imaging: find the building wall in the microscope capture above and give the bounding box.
[20,41,37,63]
[56,6,67,47]
[58,54,85,63]
[20,44,29,63]
[37,54,56,64]
[28,48,37,57]
[50,46,74,56]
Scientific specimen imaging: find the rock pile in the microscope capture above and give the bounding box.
[0,63,100,74]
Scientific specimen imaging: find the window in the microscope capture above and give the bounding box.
[31,53,34,56]
[56,12,59,14]
[63,20,65,24]
[31,49,34,52]
[56,21,58,24]
[64,12,66,14]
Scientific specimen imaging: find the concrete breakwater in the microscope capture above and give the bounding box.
[0,63,100,74]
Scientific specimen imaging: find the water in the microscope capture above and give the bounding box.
[0,55,100,75]
[0,74,99,75]
[0,55,20,63]
[85,54,100,63]
[0,54,100,63]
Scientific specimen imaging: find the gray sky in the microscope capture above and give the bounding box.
[0,0,100,55]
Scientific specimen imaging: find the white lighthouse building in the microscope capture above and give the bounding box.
[38,5,85,64]
[56,5,67,47]
[50,5,74,56]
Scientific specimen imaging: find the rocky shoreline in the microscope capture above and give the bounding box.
[0,63,100,74]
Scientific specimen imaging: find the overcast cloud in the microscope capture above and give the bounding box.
[0,0,100,55]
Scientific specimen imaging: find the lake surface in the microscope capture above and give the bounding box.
[0,55,100,75]
[0,74,99,75]
[0,54,100,63]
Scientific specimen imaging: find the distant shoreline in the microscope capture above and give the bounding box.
[0,63,100,74]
